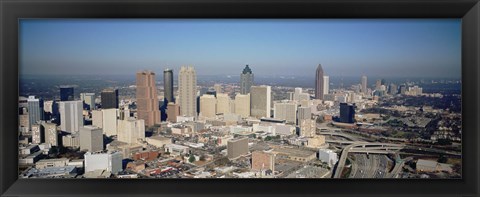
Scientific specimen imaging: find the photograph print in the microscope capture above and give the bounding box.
[18,19,462,179]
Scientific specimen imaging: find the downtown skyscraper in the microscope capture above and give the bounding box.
[27,96,44,130]
[361,75,368,94]
[178,66,197,117]
[136,71,160,127]
[240,65,254,94]
[101,89,119,109]
[60,86,74,101]
[315,64,325,100]
[163,68,174,104]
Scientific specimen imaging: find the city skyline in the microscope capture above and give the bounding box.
[17,20,462,179]
[20,19,461,78]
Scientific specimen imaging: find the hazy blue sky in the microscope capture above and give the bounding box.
[20,19,461,78]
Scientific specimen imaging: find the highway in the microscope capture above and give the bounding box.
[333,142,406,178]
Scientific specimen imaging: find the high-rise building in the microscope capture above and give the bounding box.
[339,103,356,123]
[251,151,275,172]
[234,93,250,118]
[84,151,122,174]
[178,66,197,117]
[216,93,231,114]
[59,101,83,133]
[80,93,96,110]
[31,124,42,144]
[42,122,58,147]
[214,84,223,94]
[227,138,249,159]
[323,76,330,95]
[27,96,44,130]
[163,68,174,103]
[361,75,368,94]
[299,119,315,137]
[166,102,180,123]
[389,83,398,95]
[101,89,119,109]
[91,110,103,128]
[274,101,297,124]
[315,64,325,100]
[199,94,217,118]
[375,79,382,90]
[60,86,74,101]
[102,108,118,137]
[117,118,145,144]
[399,85,407,95]
[250,86,271,119]
[240,65,254,94]
[297,106,311,124]
[79,126,103,152]
[136,71,160,127]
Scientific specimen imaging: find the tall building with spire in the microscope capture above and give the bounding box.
[240,65,254,94]
[315,64,325,100]
[163,68,174,104]
[136,70,160,127]
[178,66,197,117]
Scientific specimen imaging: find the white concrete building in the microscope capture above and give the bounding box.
[274,101,297,124]
[59,100,83,133]
[102,108,118,137]
[234,93,250,118]
[216,93,231,114]
[319,149,338,167]
[250,86,271,119]
[323,76,330,95]
[117,118,145,144]
[84,151,122,174]
[91,110,103,128]
[178,66,197,117]
[79,126,103,153]
[200,94,217,118]
[80,93,96,110]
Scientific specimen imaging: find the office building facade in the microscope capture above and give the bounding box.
[240,65,254,94]
[163,68,175,103]
[136,71,160,127]
[315,64,325,100]
[178,66,197,117]
[339,103,356,123]
[227,138,249,159]
[199,94,217,118]
[59,101,84,133]
[250,86,271,119]
[60,86,74,101]
[79,126,104,152]
[80,93,96,110]
[101,89,119,109]
[102,108,118,137]
[274,101,297,124]
[27,96,44,130]
[234,93,250,118]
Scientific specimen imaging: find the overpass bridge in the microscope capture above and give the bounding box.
[333,142,406,178]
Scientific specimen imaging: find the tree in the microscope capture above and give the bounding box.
[189,155,196,163]
[264,136,272,141]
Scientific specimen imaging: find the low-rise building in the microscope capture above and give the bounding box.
[35,158,69,169]
[164,144,189,156]
[84,151,123,174]
[318,149,338,167]
[251,150,275,172]
[145,136,172,148]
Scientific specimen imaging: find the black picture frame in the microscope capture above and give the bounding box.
[1,0,479,196]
